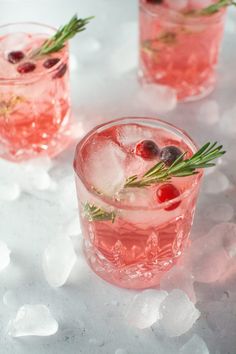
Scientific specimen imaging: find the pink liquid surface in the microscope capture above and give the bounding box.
[0,32,70,161]
[139,0,226,101]
[74,120,202,289]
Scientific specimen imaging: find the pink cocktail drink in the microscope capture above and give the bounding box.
[74,117,203,289]
[139,0,226,101]
[0,23,70,161]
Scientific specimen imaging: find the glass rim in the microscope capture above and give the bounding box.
[73,116,203,211]
[139,0,226,25]
[0,22,68,84]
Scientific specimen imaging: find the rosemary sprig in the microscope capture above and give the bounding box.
[125,142,225,188]
[197,0,236,15]
[83,203,116,223]
[31,14,93,58]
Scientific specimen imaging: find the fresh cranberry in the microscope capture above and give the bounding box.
[53,63,67,79]
[135,140,159,160]
[156,184,181,211]
[17,62,36,74]
[43,57,60,69]
[146,0,163,3]
[7,51,25,64]
[160,146,183,166]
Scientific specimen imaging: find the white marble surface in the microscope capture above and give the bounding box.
[0,0,236,353]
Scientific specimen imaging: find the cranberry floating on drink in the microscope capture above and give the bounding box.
[139,0,235,101]
[73,117,225,289]
[0,15,93,161]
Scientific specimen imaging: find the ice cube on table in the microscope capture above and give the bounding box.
[159,289,200,337]
[137,84,177,113]
[179,334,209,354]
[8,304,58,337]
[0,181,21,201]
[0,241,11,271]
[42,236,77,287]
[3,290,19,309]
[125,289,168,329]
[198,100,219,126]
[184,223,236,283]
[204,171,230,194]
[85,140,126,196]
[160,266,196,304]
[64,217,81,236]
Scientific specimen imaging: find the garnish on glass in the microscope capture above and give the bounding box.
[83,203,116,223]
[29,14,94,59]
[83,142,225,222]
[189,0,236,16]
[125,142,225,188]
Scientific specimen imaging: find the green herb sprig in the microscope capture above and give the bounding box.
[198,0,236,15]
[125,142,225,188]
[83,203,116,223]
[31,14,93,58]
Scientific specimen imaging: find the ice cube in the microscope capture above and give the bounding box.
[64,217,81,236]
[117,124,153,147]
[160,266,196,304]
[207,203,234,222]
[184,223,236,283]
[42,236,77,287]
[204,171,230,194]
[0,181,21,201]
[159,289,200,337]
[0,241,11,271]
[3,290,18,309]
[85,140,126,196]
[138,84,177,113]
[0,33,30,53]
[164,0,188,11]
[22,162,52,191]
[179,334,209,354]
[125,289,168,329]
[58,175,78,213]
[110,22,138,75]
[8,304,58,337]
[189,0,215,10]
[198,100,219,126]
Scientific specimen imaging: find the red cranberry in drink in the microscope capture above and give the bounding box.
[7,51,25,64]
[135,140,159,160]
[146,0,163,3]
[160,146,183,166]
[53,63,67,79]
[43,58,60,69]
[156,183,181,211]
[17,62,36,74]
